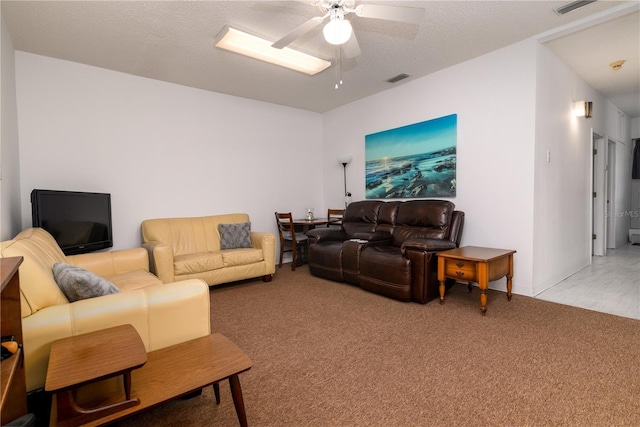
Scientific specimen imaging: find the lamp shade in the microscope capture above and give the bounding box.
[323,18,352,45]
[338,155,352,165]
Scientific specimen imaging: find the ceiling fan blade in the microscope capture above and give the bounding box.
[355,4,424,24]
[272,16,324,49]
[342,31,361,59]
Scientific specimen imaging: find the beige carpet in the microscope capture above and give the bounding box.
[117,265,640,427]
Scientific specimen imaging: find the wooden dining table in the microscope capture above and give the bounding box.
[292,217,330,233]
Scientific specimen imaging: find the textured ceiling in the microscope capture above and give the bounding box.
[544,9,640,117]
[2,1,639,116]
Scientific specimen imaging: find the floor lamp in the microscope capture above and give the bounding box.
[338,156,352,208]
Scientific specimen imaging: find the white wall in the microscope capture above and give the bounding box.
[10,37,632,297]
[533,43,608,294]
[632,117,640,139]
[322,39,538,296]
[14,52,324,250]
[0,16,22,241]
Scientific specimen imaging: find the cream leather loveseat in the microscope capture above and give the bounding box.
[141,213,276,286]
[1,228,211,393]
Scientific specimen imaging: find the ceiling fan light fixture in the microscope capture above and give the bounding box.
[215,26,331,76]
[323,9,353,45]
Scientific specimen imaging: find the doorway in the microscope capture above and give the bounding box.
[591,131,616,256]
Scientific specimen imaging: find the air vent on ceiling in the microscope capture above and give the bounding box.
[554,0,596,16]
[386,73,410,83]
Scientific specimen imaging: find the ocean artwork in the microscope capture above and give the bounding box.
[365,114,457,199]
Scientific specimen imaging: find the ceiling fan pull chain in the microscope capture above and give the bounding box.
[335,46,343,90]
[335,46,340,89]
[339,47,344,86]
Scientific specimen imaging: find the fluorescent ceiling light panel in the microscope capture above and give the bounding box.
[215,26,331,76]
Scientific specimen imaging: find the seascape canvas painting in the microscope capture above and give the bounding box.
[365,114,457,199]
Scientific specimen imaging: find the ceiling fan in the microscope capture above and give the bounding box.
[272,0,425,59]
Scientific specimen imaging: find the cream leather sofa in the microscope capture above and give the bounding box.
[141,213,276,286]
[1,228,211,393]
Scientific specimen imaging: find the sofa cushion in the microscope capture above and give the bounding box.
[218,222,252,249]
[107,269,162,292]
[342,201,381,238]
[174,252,223,275]
[142,214,252,255]
[359,246,412,301]
[308,241,344,282]
[221,248,264,267]
[53,263,120,302]
[360,246,411,283]
[392,200,454,245]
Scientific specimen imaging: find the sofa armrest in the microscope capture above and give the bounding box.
[142,241,175,283]
[449,211,465,247]
[306,228,346,244]
[250,231,276,274]
[353,231,392,242]
[67,247,150,276]
[401,238,457,255]
[22,279,211,392]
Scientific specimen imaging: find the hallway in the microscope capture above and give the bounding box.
[536,243,640,319]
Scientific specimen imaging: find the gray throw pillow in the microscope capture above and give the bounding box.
[219,222,252,250]
[52,262,120,302]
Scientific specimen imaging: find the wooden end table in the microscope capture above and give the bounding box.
[47,327,253,427]
[45,324,147,427]
[437,246,516,316]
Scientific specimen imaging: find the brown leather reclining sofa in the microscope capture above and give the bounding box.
[306,200,464,303]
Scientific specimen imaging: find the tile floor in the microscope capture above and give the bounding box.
[535,243,640,319]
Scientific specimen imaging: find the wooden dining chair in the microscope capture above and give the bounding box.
[274,212,309,271]
[327,208,345,228]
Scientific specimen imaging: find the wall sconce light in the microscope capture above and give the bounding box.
[338,156,352,207]
[573,101,592,118]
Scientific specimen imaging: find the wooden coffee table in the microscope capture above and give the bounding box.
[437,246,516,315]
[47,327,253,427]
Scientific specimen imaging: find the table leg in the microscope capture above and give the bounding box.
[213,382,220,404]
[124,372,132,400]
[229,374,248,427]
[478,263,489,316]
[438,257,446,304]
[506,254,514,301]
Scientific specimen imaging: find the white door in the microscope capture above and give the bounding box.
[606,139,616,249]
[592,131,606,256]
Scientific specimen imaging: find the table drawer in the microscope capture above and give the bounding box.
[444,259,477,281]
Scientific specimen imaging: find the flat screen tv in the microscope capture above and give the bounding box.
[31,189,113,255]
